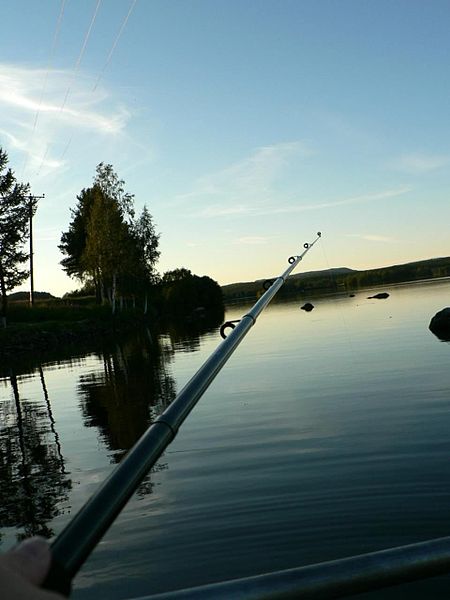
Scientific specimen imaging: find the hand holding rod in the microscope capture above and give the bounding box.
[43,232,322,595]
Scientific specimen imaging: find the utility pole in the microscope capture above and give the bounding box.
[26,194,45,306]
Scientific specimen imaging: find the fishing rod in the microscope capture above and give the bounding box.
[43,232,322,596]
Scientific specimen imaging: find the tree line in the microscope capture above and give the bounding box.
[222,259,450,302]
[0,147,223,326]
[342,258,450,289]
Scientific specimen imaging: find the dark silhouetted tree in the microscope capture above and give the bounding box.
[161,269,223,315]
[59,186,97,282]
[0,148,33,327]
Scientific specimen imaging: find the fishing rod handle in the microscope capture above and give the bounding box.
[43,557,72,596]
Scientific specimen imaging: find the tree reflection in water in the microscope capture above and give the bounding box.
[0,369,72,543]
[0,310,223,539]
[78,311,223,496]
[78,328,176,463]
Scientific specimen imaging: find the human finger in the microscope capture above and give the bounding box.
[1,537,52,586]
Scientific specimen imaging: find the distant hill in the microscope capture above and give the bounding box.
[222,257,450,302]
[278,266,354,281]
[8,291,57,301]
[221,267,356,301]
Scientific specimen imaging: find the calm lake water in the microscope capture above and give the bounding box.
[1,279,450,599]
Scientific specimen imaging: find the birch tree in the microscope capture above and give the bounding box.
[82,186,133,312]
[94,162,135,221]
[60,163,160,311]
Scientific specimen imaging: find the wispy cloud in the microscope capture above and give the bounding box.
[346,233,396,243]
[175,141,314,215]
[256,186,412,215]
[0,63,131,177]
[196,185,411,219]
[178,142,411,220]
[233,236,273,245]
[200,204,253,217]
[390,153,450,174]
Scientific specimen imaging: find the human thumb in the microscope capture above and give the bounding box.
[6,537,52,586]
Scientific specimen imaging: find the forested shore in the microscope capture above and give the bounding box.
[222,256,450,302]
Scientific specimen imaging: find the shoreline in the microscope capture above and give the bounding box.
[223,275,450,306]
[2,277,448,364]
[0,316,144,365]
[0,308,225,370]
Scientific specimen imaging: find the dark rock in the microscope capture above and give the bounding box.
[301,302,314,312]
[367,292,390,299]
[349,294,355,298]
[429,307,450,341]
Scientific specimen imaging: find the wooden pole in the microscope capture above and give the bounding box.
[27,194,44,306]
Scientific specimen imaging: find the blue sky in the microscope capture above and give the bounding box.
[1,0,449,295]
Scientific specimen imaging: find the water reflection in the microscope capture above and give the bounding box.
[77,328,177,463]
[160,307,224,353]
[2,285,450,597]
[0,309,224,544]
[39,365,66,475]
[0,369,71,543]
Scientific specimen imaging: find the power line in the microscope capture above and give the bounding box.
[56,0,138,164]
[21,0,67,180]
[33,0,67,131]
[59,0,103,114]
[92,0,138,92]
[35,144,50,177]
[32,0,103,178]
[34,0,136,173]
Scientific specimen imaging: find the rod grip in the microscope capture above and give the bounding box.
[42,557,72,597]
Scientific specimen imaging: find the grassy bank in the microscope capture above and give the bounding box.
[0,296,225,364]
[0,300,152,361]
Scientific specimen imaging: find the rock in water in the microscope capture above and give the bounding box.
[429,307,450,341]
[367,292,390,299]
[301,302,314,312]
